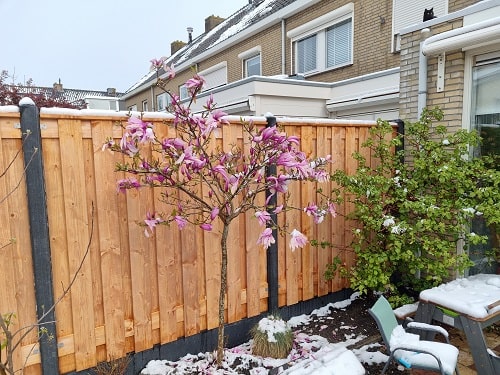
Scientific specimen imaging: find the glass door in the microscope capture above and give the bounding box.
[469,55,500,274]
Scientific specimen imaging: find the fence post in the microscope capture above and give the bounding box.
[19,98,59,374]
[392,119,405,163]
[265,115,279,313]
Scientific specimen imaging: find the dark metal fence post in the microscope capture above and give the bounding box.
[392,119,405,163]
[265,115,279,313]
[19,98,59,374]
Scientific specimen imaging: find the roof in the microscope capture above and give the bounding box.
[8,85,124,107]
[125,0,297,94]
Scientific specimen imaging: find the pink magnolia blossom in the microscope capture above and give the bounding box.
[174,215,187,230]
[257,228,275,249]
[186,74,205,95]
[273,205,284,214]
[164,63,175,79]
[200,223,213,231]
[116,178,141,193]
[149,57,166,71]
[327,201,337,218]
[144,212,164,237]
[266,175,289,194]
[255,210,271,226]
[210,207,219,221]
[289,229,307,251]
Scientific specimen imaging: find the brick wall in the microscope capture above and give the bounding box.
[399,18,465,132]
[286,0,399,83]
[448,0,482,13]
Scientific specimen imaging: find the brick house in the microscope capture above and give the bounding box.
[123,0,498,122]
[399,0,500,273]
[123,0,405,120]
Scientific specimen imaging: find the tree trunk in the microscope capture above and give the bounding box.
[216,222,229,365]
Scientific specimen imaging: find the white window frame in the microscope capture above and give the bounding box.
[238,46,262,78]
[245,55,261,77]
[179,85,188,100]
[156,92,170,112]
[462,45,500,132]
[288,3,354,76]
[142,100,148,112]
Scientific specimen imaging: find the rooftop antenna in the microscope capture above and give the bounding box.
[187,27,193,43]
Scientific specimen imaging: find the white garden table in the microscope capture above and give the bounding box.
[415,274,500,375]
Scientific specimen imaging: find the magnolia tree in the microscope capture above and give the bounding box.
[103,59,334,364]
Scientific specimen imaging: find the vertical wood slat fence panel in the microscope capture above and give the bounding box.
[0,108,384,374]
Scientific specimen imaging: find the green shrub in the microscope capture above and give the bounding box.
[325,107,500,300]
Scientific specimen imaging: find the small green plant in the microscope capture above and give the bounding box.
[250,315,293,359]
[325,107,500,299]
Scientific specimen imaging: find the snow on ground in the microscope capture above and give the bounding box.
[419,273,500,318]
[141,293,386,374]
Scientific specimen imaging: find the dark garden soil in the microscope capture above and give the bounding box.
[292,295,409,375]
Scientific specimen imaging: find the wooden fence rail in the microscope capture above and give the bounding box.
[0,104,385,374]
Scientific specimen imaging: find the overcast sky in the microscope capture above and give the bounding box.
[1,0,248,92]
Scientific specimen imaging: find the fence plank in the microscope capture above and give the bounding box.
[58,119,97,370]
[331,127,347,290]
[0,125,27,373]
[127,185,154,352]
[285,125,301,306]
[180,219,200,336]
[92,120,127,359]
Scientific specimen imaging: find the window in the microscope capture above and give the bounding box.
[156,93,171,112]
[297,35,317,73]
[179,85,188,100]
[288,4,353,75]
[199,62,227,90]
[466,51,500,274]
[238,46,262,78]
[142,100,148,112]
[244,55,261,77]
[326,19,352,68]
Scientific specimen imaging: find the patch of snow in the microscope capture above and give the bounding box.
[419,273,500,318]
[258,316,289,343]
[19,97,35,106]
[0,105,19,113]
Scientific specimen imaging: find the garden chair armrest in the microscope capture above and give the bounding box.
[406,322,450,343]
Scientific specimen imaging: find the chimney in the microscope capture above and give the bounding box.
[187,27,193,43]
[171,40,186,55]
[205,15,225,33]
[53,78,63,93]
[106,88,116,97]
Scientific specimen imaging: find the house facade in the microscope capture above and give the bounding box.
[124,0,404,120]
[399,0,500,273]
[123,0,496,122]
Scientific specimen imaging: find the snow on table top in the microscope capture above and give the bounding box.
[419,274,500,319]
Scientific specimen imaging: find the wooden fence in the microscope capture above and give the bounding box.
[0,104,386,374]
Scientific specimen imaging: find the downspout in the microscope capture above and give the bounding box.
[150,85,155,111]
[281,19,286,75]
[417,28,431,117]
